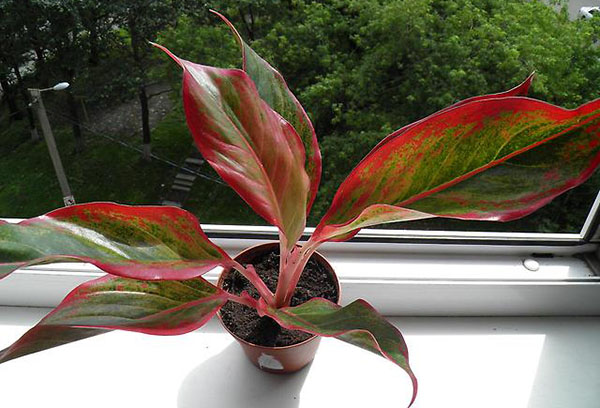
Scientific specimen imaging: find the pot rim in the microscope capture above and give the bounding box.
[216,241,341,351]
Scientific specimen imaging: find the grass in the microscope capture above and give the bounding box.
[185,166,266,226]
[0,125,167,217]
[0,118,34,157]
[0,106,188,217]
[0,102,265,225]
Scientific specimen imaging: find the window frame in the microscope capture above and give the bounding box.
[2,227,599,316]
[202,188,600,246]
[2,190,600,315]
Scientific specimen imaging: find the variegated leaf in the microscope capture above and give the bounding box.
[371,73,535,154]
[313,96,600,242]
[212,10,322,212]
[153,44,310,248]
[0,275,228,363]
[259,297,417,407]
[0,203,230,280]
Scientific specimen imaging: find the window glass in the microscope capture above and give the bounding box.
[2,1,599,234]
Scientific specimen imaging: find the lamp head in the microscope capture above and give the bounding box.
[52,82,70,91]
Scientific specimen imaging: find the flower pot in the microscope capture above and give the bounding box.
[216,242,340,374]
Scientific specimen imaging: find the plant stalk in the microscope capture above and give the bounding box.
[273,238,323,308]
[281,240,321,306]
[231,260,275,306]
[225,292,258,309]
[273,233,292,307]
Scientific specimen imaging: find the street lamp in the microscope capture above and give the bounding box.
[28,82,76,206]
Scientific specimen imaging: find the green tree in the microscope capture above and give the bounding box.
[0,1,120,151]
[0,0,45,139]
[302,0,600,230]
[108,0,202,160]
[153,0,600,232]
[345,0,600,132]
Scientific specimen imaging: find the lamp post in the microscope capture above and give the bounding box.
[28,82,76,206]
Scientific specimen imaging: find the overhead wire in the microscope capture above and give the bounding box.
[43,107,225,185]
[0,105,31,125]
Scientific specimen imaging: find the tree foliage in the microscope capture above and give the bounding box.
[2,0,600,232]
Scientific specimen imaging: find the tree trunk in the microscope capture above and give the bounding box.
[34,48,45,63]
[66,90,84,153]
[139,84,151,160]
[129,14,151,160]
[89,24,99,66]
[33,48,48,87]
[238,6,255,41]
[12,65,39,140]
[0,78,21,121]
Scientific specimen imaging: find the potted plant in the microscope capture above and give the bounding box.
[2,11,600,407]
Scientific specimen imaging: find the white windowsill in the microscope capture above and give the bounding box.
[2,231,600,407]
[0,306,598,408]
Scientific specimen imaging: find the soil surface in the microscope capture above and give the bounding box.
[220,249,339,347]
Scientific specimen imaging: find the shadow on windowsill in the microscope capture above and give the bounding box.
[178,342,310,408]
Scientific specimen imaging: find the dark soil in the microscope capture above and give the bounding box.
[220,249,338,347]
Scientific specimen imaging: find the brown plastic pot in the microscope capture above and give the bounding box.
[216,242,340,374]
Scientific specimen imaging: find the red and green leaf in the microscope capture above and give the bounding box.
[153,43,310,248]
[259,297,417,407]
[437,72,534,111]
[313,95,600,242]
[212,10,322,213]
[0,275,228,363]
[0,203,230,281]
[370,73,535,155]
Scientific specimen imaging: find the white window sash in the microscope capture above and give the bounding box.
[1,235,599,316]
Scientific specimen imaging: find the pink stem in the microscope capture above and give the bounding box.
[231,260,275,306]
[273,232,294,307]
[225,291,258,309]
[281,240,322,306]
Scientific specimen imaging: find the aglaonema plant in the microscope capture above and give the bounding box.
[3,11,600,407]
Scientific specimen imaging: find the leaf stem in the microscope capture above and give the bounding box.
[273,232,292,307]
[231,260,275,306]
[224,291,258,309]
[280,240,321,306]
